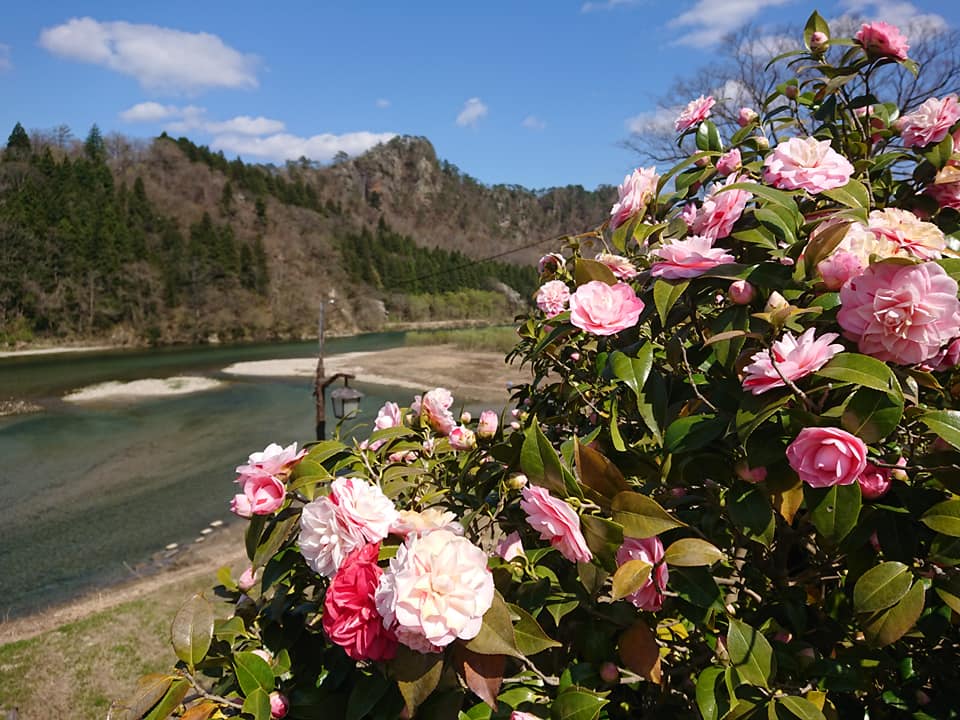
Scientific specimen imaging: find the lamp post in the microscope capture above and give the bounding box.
[314,294,364,439]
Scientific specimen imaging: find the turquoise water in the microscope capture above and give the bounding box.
[0,335,413,619]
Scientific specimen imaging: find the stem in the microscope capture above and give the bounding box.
[178,669,244,710]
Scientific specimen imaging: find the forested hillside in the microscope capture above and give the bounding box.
[0,123,614,346]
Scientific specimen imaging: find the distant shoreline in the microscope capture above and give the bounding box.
[0,344,115,359]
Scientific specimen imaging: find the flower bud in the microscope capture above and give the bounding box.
[570,351,581,362]
[238,566,258,592]
[270,692,289,719]
[477,410,499,439]
[599,662,620,684]
[809,30,829,53]
[764,291,789,312]
[728,280,755,305]
[460,411,472,424]
[252,648,273,664]
[785,84,799,100]
[506,473,528,490]
[891,457,909,483]
[737,107,758,127]
[449,426,477,451]
[752,134,770,150]
[735,460,767,483]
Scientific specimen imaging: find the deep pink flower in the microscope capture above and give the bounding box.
[818,250,864,290]
[858,462,892,500]
[477,410,498,439]
[855,21,909,60]
[838,261,960,365]
[536,280,571,317]
[742,327,845,395]
[728,280,755,305]
[675,95,716,133]
[615,537,668,612]
[786,427,868,488]
[595,252,639,280]
[738,107,758,127]
[716,148,742,176]
[521,485,592,563]
[269,692,289,719]
[898,95,960,148]
[610,167,659,229]
[735,461,767,484]
[651,235,735,280]
[234,472,286,516]
[691,175,751,241]
[322,543,398,661]
[420,387,456,435]
[927,179,960,211]
[763,137,854,193]
[568,281,644,336]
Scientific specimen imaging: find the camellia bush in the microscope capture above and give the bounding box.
[119,13,960,720]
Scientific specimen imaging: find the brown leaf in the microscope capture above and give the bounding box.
[768,472,803,524]
[181,701,218,720]
[452,644,505,709]
[619,620,662,683]
[574,439,630,507]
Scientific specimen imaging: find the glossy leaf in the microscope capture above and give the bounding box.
[253,515,298,569]
[610,345,654,402]
[549,687,608,720]
[116,674,172,720]
[778,696,827,720]
[664,538,724,567]
[580,514,624,570]
[726,483,775,547]
[920,410,960,451]
[841,387,902,443]
[806,482,861,545]
[142,679,189,720]
[575,258,617,286]
[234,651,275,696]
[853,562,912,613]
[574,437,630,503]
[170,593,214,668]
[464,591,522,658]
[612,491,686,537]
[618,620,662,682]
[241,688,272,720]
[611,559,652,601]
[653,279,690,326]
[726,618,773,689]
[695,666,725,720]
[816,353,902,401]
[391,646,443,717]
[921,499,960,537]
[452,644,505,710]
[522,421,579,499]
[509,603,561,655]
[180,701,217,720]
[863,580,926,647]
[821,179,869,209]
[664,414,724,454]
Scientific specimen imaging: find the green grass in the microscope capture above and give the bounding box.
[404,325,519,354]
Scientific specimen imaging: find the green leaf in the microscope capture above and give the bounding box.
[391,646,443,717]
[853,562,913,613]
[923,134,954,169]
[664,414,724,454]
[610,346,654,402]
[841,388,903,443]
[253,515,298,568]
[726,483,775,547]
[920,410,960,451]
[664,538,724,567]
[653,279,689,326]
[234,651,275,697]
[241,688,272,720]
[803,10,830,49]
[821,179,870,209]
[670,567,723,609]
[509,603,561,655]
[806,482,862,545]
[117,674,172,720]
[550,687,609,720]
[696,120,723,152]
[816,353,902,401]
[611,559,652,601]
[612,490,687,537]
[726,619,773,689]
[245,515,266,562]
[575,258,617,286]
[755,207,796,244]
[736,394,791,442]
[863,580,926,647]
[574,437,629,503]
[778,696,827,720]
[696,666,726,720]
[464,591,523,658]
[921,499,960,536]
[521,420,580,499]
[346,671,392,720]
[170,594,214,668]
[142,679,189,720]
[722,182,799,214]
[580,514,624,570]
[214,616,247,644]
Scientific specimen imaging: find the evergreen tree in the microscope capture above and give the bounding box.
[84,124,105,162]
[4,122,31,161]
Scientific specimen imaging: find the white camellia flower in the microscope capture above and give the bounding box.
[330,477,399,543]
[375,529,494,651]
[298,498,364,578]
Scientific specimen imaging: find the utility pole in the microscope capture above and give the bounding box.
[314,299,326,440]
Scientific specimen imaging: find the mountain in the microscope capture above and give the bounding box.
[0,125,615,345]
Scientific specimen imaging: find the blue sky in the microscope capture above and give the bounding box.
[1,1,957,190]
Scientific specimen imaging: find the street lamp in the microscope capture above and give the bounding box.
[331,380,364,419]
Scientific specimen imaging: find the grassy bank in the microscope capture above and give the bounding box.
[404,325,519,354]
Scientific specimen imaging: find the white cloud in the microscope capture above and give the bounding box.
[119,103,284,136]
[521,115,546,130]
[38,17,258,93]
[119,101,182,122]
[625,106,677,136]
[668,0,794,47]
[211,131,397,163]
[456,97,488,127]
[581,0,642,12]
[0,44,11,72]
[195,116,286,135]
[834,1,947,36]
[376,98,391,109]
[739,33,799,59]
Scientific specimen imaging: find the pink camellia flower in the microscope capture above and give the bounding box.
[927,178,960,211]
[391,507,463,538]
[681,202,698,227]
[716,148,742,177]
[786,427,868,488]
[609,166,659,229]
[520,485,592,563]
[230,493,253,518]
[460,410,471,424]
[322,543,398,662]
[865,208,946,261]
[477,410,498,439]
[742,327,845,395]
[855,21,909,61]
[763,137,854,193]
[375,529,495,651]
[675,95,716,133]
[595,252,639,280]
[299,497,366,577]
[691,175,752,241]
[568,281,644,336]
[374,402,402,431]
[449,425,477,451]
[818,250,865,290]
[234,472,286,516]
[238,566,258,592]
[838,261,960,365]
[536,279,571,318]
[898,95,960,148]
[728,279,755,305]
[738,107,759,127]
[269,692,289,719]
[615,536,669,612]
[537,252,565,275]
[735,461,767,484]
[858,462,892,500]
[924,336,960,371]
[511,712,541,720]
[651,235,736,280]
[420,387,456,435]
[236,442,306,478]
[330,477,399,543]
[497,531,525,561]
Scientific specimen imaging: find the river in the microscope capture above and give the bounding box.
[0,334,416,620]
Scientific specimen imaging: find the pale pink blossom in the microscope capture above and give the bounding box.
[924,336,960,371]
[680,202,698,227]
[521,485,592,563]
[536,279,571,317]
[537,252,565,275]
[420,387,456,435]
[610,167,659,229]
[298,496,366,577]
[616,537,668,612]
[898,95,960,148]
[449,425,477,451]
[742,328,845,395]
[737,107,758,127]
[374,401,402,431]
[716,148,742,176]
[236,442,306,478]
[651,235,736,280]
[858,462,892,500]
[763,137,854,193]
[818,250,864,290]
[735,461,767,484]
[387,450,417,464]
[460,410,471,424]
[510,713,541,720]
[787,427,868,488]
[391,507,464,538]
[234,472,286,516]
[497,531,525,561]
[691,175,751,240]
[375,530,495,650]
[595,252,639,280]
[568,281,644,336]
[238,566,258,592]
[477,410,499,439]
[728,280,755,305]
[838,261,960,365]
[230,493,253,518]
[675,95,716,133]
[864,208,946,260]
[330,477,399,543]
[855,21,909,60]
[252,648,272,663]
